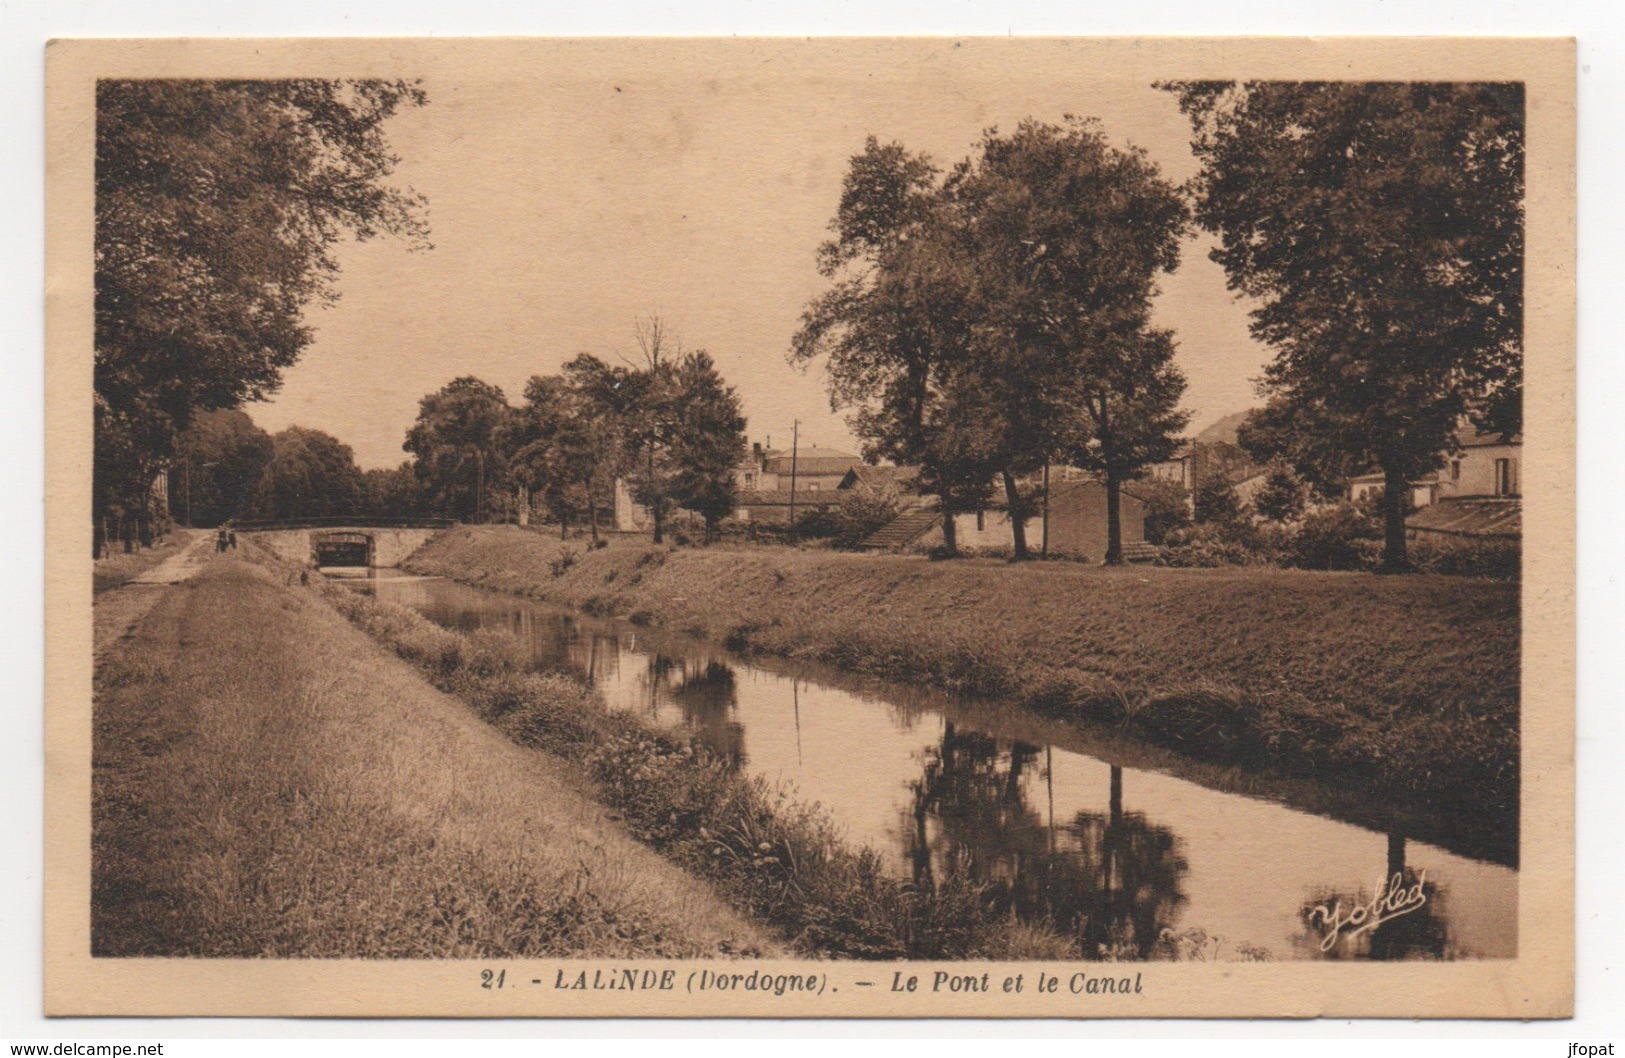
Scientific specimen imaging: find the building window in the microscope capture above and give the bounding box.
[1450,460,1461,482]
[976,510,985,532]
[807,482,819,492]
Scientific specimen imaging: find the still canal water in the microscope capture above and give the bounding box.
[357,573,1516,961]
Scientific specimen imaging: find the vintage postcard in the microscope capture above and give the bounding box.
[44,37,1574,1018]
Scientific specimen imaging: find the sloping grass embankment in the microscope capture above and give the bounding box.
[93,558,776,958]
[406,526,1521,839]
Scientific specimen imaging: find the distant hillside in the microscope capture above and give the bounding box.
[1192,409,1256,448]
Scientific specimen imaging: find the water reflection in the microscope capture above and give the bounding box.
[359,575,1517,961]
[663,660,746,766]
[1295,834,1456,960]
[907,728,1188,958]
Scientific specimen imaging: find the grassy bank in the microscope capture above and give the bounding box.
[406,526,1520,830]
[93,558,775,957]
[313,574,1075,960]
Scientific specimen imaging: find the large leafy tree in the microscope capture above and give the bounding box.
[510,374,598,537]
[1165,81,1524,570]
[561,354,639,542]
[1061,330,1192,561]
[791,138,999,556]
[952,118,1190,562]
[404,377,513,522]
[246,426,365,520]
[167,409,275,527]
[95,79,429,540]
[665,350,748,543]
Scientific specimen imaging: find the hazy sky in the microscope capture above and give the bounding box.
[250,43,1269,469]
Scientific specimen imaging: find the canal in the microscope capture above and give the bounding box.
[355,573,1517,962]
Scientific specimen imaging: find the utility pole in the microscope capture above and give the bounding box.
[787,420,800,545]
[476,449,485,525]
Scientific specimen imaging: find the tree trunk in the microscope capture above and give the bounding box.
[648,446,664,545]
[1041,463,1051,560]
[1379,464,1411,572]
[588,499,600,545]
[938,493,959,557]
[1104,472,1124,565]
[1001,470,1029,560]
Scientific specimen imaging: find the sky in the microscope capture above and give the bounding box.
[249,42,1269,469]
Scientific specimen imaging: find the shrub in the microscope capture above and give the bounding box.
[1193,477,1243,525]
[1251,461,1308,523]
[549,549,578,577]
[1287,502,1381,571]
[1154,523,1261,568]
[1134,479,1193,545]
[1409,536,1521,580]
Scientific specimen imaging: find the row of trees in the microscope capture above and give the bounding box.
[793,119,1190,564]
[166,319,749,536]
[94,79,429,552]
[401,320,748,543]
[797,83,1523,570]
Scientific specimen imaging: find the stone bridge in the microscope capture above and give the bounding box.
[233,518,453,569]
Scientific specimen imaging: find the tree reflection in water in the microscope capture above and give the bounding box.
[649,656,746,766]
[1296,833,1454,960]
[905,722,1189,959]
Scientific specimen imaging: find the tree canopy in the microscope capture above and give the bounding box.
[95,78,428,534]
[167,409,275,527]
[247,426,365,520]
[404,377,513,522]
[793,121,1190,560]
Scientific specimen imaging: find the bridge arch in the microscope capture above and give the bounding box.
[311,530,374,568]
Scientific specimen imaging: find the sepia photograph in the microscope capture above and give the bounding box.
[42,36,1575,1019]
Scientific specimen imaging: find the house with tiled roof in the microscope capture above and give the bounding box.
[730,442,863,526]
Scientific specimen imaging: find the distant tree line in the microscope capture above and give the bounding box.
[167,410,412,527]
[401,319,747,544]
[168,318,750,541]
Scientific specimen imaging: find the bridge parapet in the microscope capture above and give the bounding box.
[238,523,446,569]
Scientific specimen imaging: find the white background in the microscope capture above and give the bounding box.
[1,0,1619,1049]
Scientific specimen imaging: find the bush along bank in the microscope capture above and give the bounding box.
[403,526,1520,859]
[312,578,1084,960]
